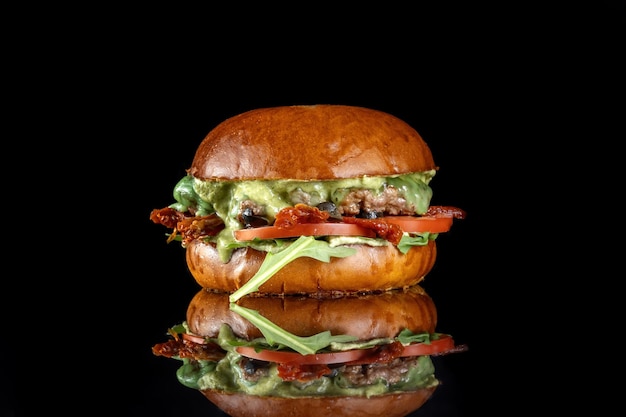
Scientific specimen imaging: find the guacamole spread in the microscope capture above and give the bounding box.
[168,171,435,261]
[174,325,439,399]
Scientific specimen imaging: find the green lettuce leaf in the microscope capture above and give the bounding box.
[229,303,357,355]
[229,235,356,302]
[396,233,436,254]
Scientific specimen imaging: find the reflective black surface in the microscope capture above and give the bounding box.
[4,3,623,415]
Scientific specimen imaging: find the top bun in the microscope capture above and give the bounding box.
[189,105,436,180]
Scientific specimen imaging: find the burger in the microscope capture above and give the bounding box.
[150,105,468,416]
[152,286,467,417]
[150,105,465,295]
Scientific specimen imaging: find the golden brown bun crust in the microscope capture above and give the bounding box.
[186,285,437,340]
[186,240,437,294]
[202,387,437,417]
[189,105,436,180]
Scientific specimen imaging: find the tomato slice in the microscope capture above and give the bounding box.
[234,216,452,242]
[234,222,376,241]
[398,335,456,357]
[235,346,370,365]
[344,335,457,365]
[182,333,207,344]
[382,216,453,233]
[236,335,455,365]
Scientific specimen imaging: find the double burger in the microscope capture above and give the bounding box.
[150,104,467,416]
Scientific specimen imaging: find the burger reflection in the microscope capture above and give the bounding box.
[153,286,467,417]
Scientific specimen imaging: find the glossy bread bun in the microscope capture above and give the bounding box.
[189,105,436,181]
[186,239,437,294]
[186,285,438,340]
[202,387,437,417]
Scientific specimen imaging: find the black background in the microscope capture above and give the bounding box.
[3,2,623,416]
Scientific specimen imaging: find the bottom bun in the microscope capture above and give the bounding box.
[202,387,437,417]
[186,239,437,293]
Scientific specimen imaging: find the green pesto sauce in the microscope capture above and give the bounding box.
[168,172,435,262]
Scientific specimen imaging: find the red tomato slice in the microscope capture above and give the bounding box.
[235,346,370,365]
[234,222,376,241]
[182,333,207,344]
[345,335,457,365]
[236,335,455,365]
[382,216,453,233]
[399,335,456,356]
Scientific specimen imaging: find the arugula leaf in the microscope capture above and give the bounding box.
[396,233,434,254]
[170,323,187,334]
[397,328,434,344]
[229,303,357,355]
[229,235,356,302]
